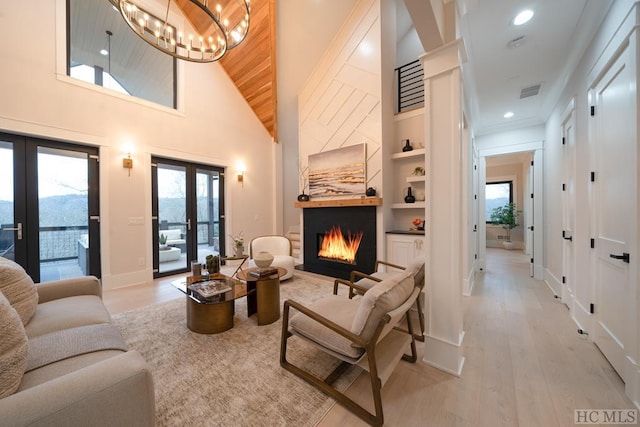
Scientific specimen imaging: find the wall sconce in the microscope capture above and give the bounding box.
[237,170,244,186]
[123,153,133,177]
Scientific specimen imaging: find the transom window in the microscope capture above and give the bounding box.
[67,0,177,109]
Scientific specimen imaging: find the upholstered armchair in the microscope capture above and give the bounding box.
[249,235,295,280]
[334,258,426,341]
[280,271,419,426]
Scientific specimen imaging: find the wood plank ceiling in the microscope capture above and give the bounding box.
[180,0,278,141]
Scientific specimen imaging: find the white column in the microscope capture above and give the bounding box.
[421,39,467,376]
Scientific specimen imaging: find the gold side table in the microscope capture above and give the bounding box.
[237,267,286,325]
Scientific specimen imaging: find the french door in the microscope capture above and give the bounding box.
[0,133,101,282]
[151,157,225,278]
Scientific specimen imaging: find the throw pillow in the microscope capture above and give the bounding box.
[0,257,38,325]
[350,271,414,341]
[0,291,28,398]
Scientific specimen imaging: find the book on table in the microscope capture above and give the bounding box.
[188,280,232,299]
[249,267,278,278]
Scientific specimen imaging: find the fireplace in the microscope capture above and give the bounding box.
[299,206,376,279]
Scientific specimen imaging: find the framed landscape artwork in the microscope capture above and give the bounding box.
[308,143,366,197]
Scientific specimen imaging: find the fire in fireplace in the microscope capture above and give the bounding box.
[318,226,363,264]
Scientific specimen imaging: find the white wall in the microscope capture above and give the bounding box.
[0,1,275,289]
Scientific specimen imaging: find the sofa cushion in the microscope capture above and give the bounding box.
[27,323,128,372]
[25,295,112,339]
[0,291,28,398]
[350,271,414,342]
[17,349,125,392]
[0,257,38,325]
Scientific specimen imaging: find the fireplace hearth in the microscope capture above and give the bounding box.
[298,206,376,279]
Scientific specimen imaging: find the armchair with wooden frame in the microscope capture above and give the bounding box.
[280,272,419,426]
[333,258,426,342]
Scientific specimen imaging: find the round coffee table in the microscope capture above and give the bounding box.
[237,267,287,325]
[172,274,247,334]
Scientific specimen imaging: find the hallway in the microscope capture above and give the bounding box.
[319,248,635,426]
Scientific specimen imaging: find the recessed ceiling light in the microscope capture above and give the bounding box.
[100,49,109,56]
[504,112,514,118]
[513,10,534,26]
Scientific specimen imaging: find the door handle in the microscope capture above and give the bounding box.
[562,230,572,241]
[2,223,22,240]
[186,218,191,231]
[609,253,630,263]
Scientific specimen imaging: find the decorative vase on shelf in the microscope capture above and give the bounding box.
[402,139,413,152]
[366,187,376,196]
[404,187,415,203]
[297,193,310,202]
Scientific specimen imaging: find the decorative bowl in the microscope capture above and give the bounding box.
[254,251,274,268]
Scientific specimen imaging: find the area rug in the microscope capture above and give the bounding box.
[112,272,360,426]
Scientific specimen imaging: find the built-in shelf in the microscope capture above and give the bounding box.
[391,202,426,209]
[386,229,425,235]
[294,197,383,208]
[406,176,426,183]
[390,148,426,160]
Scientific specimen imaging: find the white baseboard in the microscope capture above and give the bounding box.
[544,268,562,297]
[423,331,465,377]
[101,269,153,290]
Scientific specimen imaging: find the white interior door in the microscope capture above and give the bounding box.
[592,44,636,381]
[562,108,576,307]
[525,156,534,277]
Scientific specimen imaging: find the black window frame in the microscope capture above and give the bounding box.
[485,180,513,223]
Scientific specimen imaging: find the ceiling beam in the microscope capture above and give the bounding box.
[403,0,445,52]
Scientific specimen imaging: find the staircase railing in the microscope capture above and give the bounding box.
[395,59,424,113]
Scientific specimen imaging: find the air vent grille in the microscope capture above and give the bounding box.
[520,84,542,99]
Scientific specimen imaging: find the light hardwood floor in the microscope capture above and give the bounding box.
[103,250,636,426]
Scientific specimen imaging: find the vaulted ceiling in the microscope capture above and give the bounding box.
[178,0,277,140]
[219,0,277,141]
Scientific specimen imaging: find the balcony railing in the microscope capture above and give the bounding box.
[40,225,88,262]
[395,59,424,113]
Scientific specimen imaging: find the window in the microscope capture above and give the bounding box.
[486,181,513,222]
[67,0,177,108]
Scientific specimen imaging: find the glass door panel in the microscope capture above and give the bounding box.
[152,158,225,278]
[157,163,188,274]
[37,147,89,282]
[196,169,223,264]
[0,141,16,261]
[0,133,100,282]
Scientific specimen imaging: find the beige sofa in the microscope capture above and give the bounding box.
[0,260,155,427]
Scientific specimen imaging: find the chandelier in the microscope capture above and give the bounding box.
[108,0,250,63]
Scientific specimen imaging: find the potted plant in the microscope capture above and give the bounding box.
[489,202,523,250]
[159,233,168,251]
